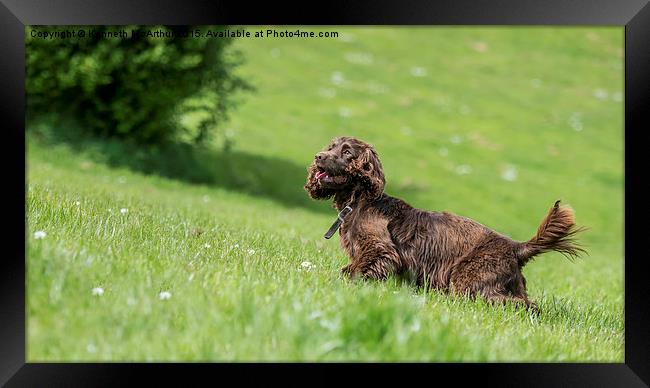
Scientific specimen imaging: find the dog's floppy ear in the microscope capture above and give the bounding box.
[304,161,336,200]
[347,145,385,199]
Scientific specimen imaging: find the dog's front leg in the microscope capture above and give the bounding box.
[342,241,400,281]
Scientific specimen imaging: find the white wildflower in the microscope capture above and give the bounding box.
[308,311,322,320]
[318,88,337,99]
[91,287,104,296]
[472,41,489,53]
[365,81,389,94]
[247,249,256,255]
[300,261,315,271]
[438,147,449,157]
[411,295,426,305]
[120,208,128,214]
[400,126,412,136]
[319,319,339,331]
[331,72,345,86]
[203,243,212,249]
[501,165,518,182]
[337,33,356,43]
[592,88,608,101]
[410,66,427,77]
[159,291,172,300]
[344,52,374,65]
[338,107,352,118]
[33,230,47,239]
[568,112,583,132]
[455,165,472,175]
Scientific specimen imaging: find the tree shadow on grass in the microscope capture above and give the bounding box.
[28,119,333,214]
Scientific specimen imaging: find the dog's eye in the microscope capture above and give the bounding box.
[343,150,352,156]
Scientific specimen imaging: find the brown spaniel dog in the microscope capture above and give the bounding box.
[305,136,586,310]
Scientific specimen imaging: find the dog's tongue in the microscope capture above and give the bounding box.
[316,171,329,180]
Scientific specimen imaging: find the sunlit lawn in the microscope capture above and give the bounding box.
[27,27,623,361]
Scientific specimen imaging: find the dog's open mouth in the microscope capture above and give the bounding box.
[315,170,330,181]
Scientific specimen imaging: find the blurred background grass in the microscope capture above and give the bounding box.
[27,26,624,361]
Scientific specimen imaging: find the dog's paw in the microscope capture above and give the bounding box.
[340,264,361,280]
[527,300,541,315]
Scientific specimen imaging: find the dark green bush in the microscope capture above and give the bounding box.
[26,26,251,145]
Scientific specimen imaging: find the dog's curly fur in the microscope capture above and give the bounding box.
[305,136,587,310]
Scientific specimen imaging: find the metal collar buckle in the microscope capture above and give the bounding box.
[323,206,353,239]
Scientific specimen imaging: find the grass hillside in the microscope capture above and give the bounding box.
[27,27,624,361]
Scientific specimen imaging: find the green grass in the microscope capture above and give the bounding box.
[27,27,624,361]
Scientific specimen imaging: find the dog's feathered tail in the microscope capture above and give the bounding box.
[517,200,587,267]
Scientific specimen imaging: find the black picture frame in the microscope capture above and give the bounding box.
[2,0,649,386]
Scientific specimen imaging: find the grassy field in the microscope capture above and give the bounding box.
[27,27,624,361]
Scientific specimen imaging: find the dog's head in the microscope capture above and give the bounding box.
[304,136,385,200]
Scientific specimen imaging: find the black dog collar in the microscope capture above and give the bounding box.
[324,206,353,239]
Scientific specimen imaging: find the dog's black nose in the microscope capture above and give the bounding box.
[316,152,326,160]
